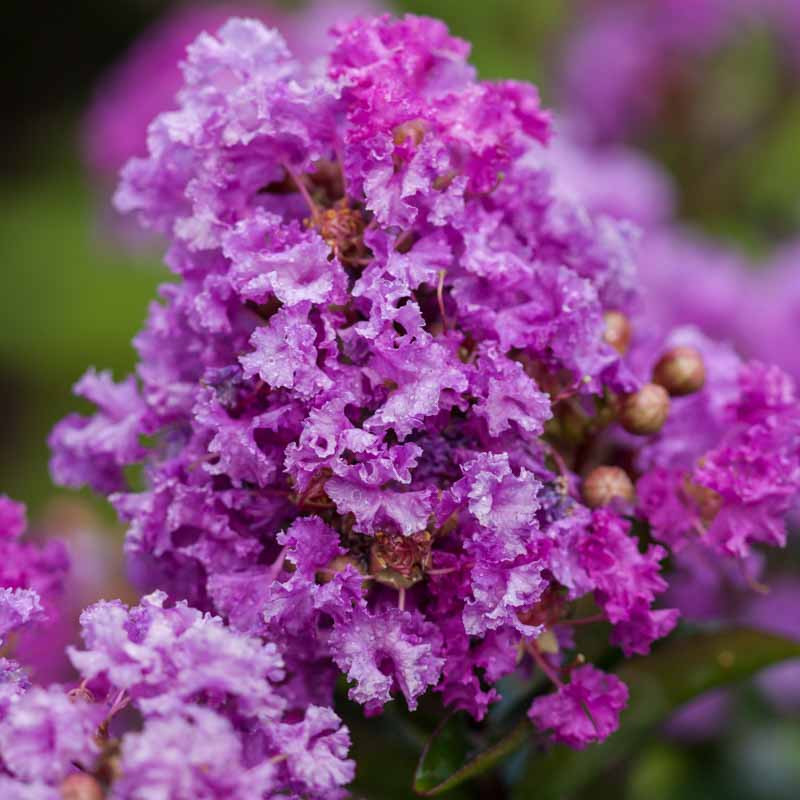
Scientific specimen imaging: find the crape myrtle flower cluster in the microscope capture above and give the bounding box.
[0,498,354,799]
[47,12,800,760]
[560,0,800,144]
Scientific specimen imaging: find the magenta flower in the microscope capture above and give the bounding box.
[31,13,800,786]
[528,664,629,749]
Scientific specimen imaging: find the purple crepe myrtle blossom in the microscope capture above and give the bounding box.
[528,664,629,749]
[635,335,800,559]
[110,706,281,800]
[0,498,102,793]
[0,584,354,799]
[0,688,104,785]
[48,12,800,767]
[68,592,355,798]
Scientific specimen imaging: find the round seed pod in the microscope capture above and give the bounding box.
[653,346,706,396]
[602,311,632,354]
[619,383,670,435]
[582,466,636,508]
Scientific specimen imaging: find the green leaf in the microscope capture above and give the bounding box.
[511,628,800,800]
[413,714,530,796]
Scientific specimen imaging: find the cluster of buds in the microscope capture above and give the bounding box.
[578,315,708,508]
[618,343,705,435]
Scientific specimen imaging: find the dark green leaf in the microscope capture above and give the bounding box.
[414,714,531,796]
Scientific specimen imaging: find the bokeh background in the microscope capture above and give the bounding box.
[2,1,799,797]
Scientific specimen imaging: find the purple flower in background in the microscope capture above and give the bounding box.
[636,229,753,345]
[528,123,675,228]
[0,581,354,798]
[741,577,800,711]
[748,240,800,384]
[559,0,800,144]
[0,498,68,607]
[634,227,800,389]
[0,496,69,686]
[0,688,103,785]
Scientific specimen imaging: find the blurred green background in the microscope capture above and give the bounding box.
[2,2,799,798]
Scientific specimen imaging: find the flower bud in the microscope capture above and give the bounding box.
[619,383,670,435]
[582,466,635,508]
[370,531,432,589]
[60,774,104,800]
[653,346,706,396]
[602,311,632,354]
